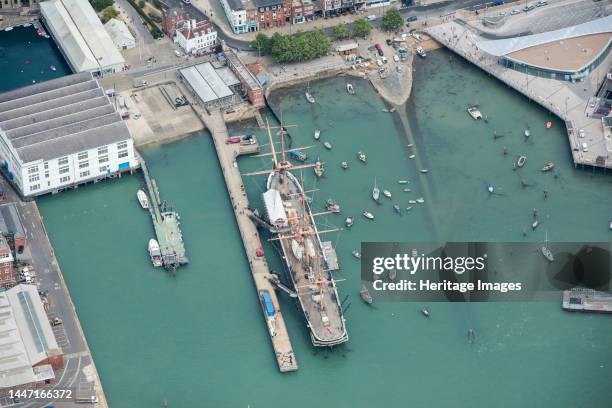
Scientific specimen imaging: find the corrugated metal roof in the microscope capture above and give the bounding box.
[478,15,612,57]
[216,67,241,87]
[0,73,133,164]
[104,18,135,48]
[179,63,234,103]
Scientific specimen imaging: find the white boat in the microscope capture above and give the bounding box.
[383,190,392,199]
[532,219,539,230]
[291,240,304,261]
[393,204,401,214]
[325,198,340,213]
[420,169,429,174]
[4,27,13,32]
[422,308,430,317]
[305,91,315,104]
[517,155,527,168]
[314,128,321,140]
[406,206,413,211]
[357,151,367,163]
[345,216,354,227]
[407,143,414,148]
[541,246,554,262]
[346,83,355,95]
[416,47,427,58]
[50,65,57,72]
[409,154,415,159]
[542,162,555,172]
[467,106,482,120]
[487,184,495,193]
[323,141,332,150]
[362,211,374,220]
[403,188,412,192]
[416,197,425,203]
[148,239,163,267]
[137,189,149,209]
[352,250,361,259]
[409,200,417,204]
[314,158,324,177]
[341,161,349,169]
[372,177,380,201]
[398,180,408,184]
[524,128,531,137]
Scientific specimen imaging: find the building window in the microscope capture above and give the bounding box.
[98,146,108,155]
[28,174,39,183]
[80,170,90,178]
[44,171,49,178]
[30,184,40,191]
[79,161,89,169]
[117,141,128,150]
[44,162,48,170]
[78,152,88,160]
[58,157,68,166]
[59,166,69,174]
[118,150,128,159]
[99,155,109,163]
[99,165,109,173]
[28,166,38,174]
[60,176,70,183]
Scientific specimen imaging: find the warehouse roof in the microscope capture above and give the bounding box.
[104,18,135,48]
[0,285,59,388]
[179,62,234,103]
[0,203,26,240]
[40,0,125,72]
[0,72,133,164]
[478,15,612,57]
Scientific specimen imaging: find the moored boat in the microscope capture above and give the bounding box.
[137,189,149,209]
[372,177,380,201]
[398,180,408,184]
[314,128,321,140]
[341,161,349,169]
[416,47,427,58]
[403,188,412,192]
[416,197,425,204]
[532,219,539,230]
[524,128,531,137]
[325,198,340,213]
[148,239,163,267]
[314,158,324,177]
[362,211,374,220]
[517,155,527,168]
[289,150,307,162]
[420,169,429,174]
[357,151,367,163]
[541,245,554,262]
[409,154,415,159]
[346,83,355,95]
[50,65,57,72]
[383,189,392,199]
[393,204,401,214]
[541,162,555,172]
[360,284,373,305]
[323,141,332,150]
[467,106,482,120]
[345,216,354,227]
[305,91,315,104]
[352,250,361,259]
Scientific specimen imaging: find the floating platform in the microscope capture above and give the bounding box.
[562,288,612,314]
[321,241,340,271]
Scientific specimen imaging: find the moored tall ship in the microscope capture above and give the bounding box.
[258,122,349,347]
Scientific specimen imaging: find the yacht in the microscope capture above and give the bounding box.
[362,211,374,220]
[137,189,149,209]
[357,151,367,163]
[372,177,380,201]
[345,216,354,227]
[346,83,355,95]
[314,128,321,140]
[383,190,392,199]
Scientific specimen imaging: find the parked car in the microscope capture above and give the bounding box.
[376,59,383,67]
[381,56,388,64]
[367,15,377,21]
[510,9,520,15]
[581,142,588,152]
[578,129,585,138]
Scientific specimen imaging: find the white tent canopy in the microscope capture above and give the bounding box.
[263,189,288,229]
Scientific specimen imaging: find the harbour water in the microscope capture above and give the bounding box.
[36,49,612,407]
[0,25,71,93]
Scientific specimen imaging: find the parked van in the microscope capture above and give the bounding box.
[367,15,377,21]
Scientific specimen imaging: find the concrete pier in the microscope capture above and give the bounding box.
[197,110,298,372]
[562,288,612,313]
[427,22,612,170]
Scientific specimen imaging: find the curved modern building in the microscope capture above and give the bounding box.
[478,15,612,82]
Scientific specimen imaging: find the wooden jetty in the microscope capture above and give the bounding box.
[137,152,188,271]
[198,110,298,372]
[562,288,612,314]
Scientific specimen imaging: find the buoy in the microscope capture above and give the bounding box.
[546,121,552,129]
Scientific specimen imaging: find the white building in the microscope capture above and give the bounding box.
[0,73,139,198]
[104,18,136,51]
[219,0,258,34]
[0,284,62,389]
[174,19,217,55]
[40,0,126,74]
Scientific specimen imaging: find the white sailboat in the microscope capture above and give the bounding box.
[372,177,380,201]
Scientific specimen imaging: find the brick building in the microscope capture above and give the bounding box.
[225,50,265,108]
[254,0,285,30]
[0,235,13,288]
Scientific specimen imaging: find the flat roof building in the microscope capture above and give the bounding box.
[0,72,139,197]
[0,284,63,389]
[179,62,242,110]
[104,18,136,51]
[40,0,126,74]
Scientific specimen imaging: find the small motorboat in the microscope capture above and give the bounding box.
[341,161,349,169]
[416,47,427,58]
[541,245,554,262]
[408,200,417,204]
[362,211,374,220]
[398,180,408,184]
[372,177,380,201]
[137,189,149,209]
[532,219,539,230]
[421,308,430,317]
[50,65,57,72]
[609,220,612,230]
[148,239,163,267]
[314,158,324,177]
[345,216,354,228]
[541,162,555,172]
[314,128,321,140]
[517,155,527,168]
[323,141,332,150]
[325,198,340,213]
[405,206,413,211]
[383,190,392,199]
[409,154,415,159]
[346,83,355,95]
[305,91,315,104]
[360,284,373,305]
[352,250,361,259]
[381,108,389,113]
[357,151,367,163]
[289,150,307,162]
[389,107,396,113]
[467,106,482,120]
[406,143,414,148]
[487,184,495,194]
[524,128,531,138]
[420,169,429,174]
[546,121,552,129]
[403,188,412,192]
[416,197,425,204]
[393,204,401,214]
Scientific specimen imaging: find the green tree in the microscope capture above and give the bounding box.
[90,0,114,12]
[153,0,162,8]
[251,33,271,56]
[352,18,372,38]
[332,23,351,39]
[101,5,119,22]
[138,0,145,8]
[381,9,404,32]
[269,30,331,63]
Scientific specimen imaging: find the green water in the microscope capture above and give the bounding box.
[37,49,612,407]
[0,25,71,93]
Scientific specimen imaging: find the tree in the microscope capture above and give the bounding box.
[251,33,271,56]
[332,23,350,39]
[352,18,372,38]
[381,9,404,32]
[153,0,162,8]
[268,30,331,63]
[138,0,145,8]
[90,0,114,12]
[101,6,119,22]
